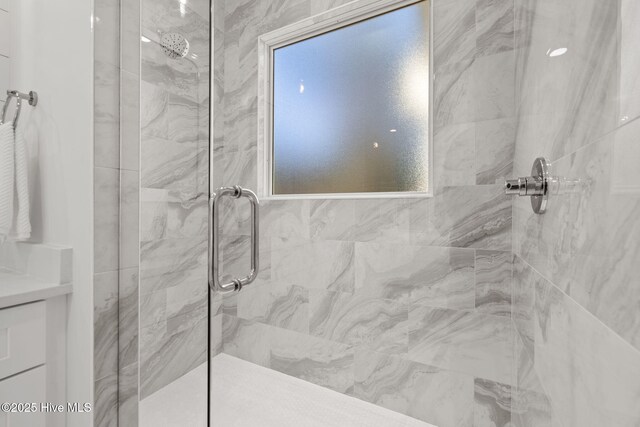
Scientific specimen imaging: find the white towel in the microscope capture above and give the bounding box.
[13,126,31,240]
[0,122,15,240]
[0,121,31,242]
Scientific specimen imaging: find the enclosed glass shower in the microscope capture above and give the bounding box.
[114,0,640,425]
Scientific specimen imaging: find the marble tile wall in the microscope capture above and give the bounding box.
[94,0,141,425]
[511,0,640,425]
[138,0,210,402]
[215,0,517,426]
[93,0,122,425]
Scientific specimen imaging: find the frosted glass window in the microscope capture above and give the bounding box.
[272,1,430,196]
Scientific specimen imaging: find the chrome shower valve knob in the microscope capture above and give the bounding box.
[505,157,550,214]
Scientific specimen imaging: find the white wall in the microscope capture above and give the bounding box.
[9,0,94,425]
[0,1,9,111]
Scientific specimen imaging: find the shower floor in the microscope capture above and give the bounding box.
[140,353,435,427]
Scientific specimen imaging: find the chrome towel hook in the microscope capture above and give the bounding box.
[1,90,39,128]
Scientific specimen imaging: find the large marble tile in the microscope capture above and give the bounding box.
[474,378,512,427]
[121,0,140,76]
[119,268,139,368]
[94,167,120,273]
[514,127,640,349]
[473,51,515,121]
[350,199,412,244]
[94,0,120,67]
[475,0,514,57]
[140,80,169,139]
[121,70,140,171]
[475,117,516,185]
[260,199,310,239]
[410,184,511,250]
[408,305,513,385]
[514,0,619,158]
[270,326,354,394]
[139,235,207,273]
[434,61,475,128]
[433,122,476,188]
[118,362,139,427]
[94,62,120,169]
[271,238,354,292]
[167,92,201,143]
[309,290,408,355]
[237,282,309,333]
[309,199,355,241]
[139,313,207,399]
[94,373,118,427]
[354,350,474,427]
[433,0,476,71]
[120,170,139,270]
[475,250,511,317]
[355,242,475,309]
[221,315,271,368]
[140,138,207,196]
[140,189,208,241]
[526,259,640,426]
[511,330,558,427]
[620,0,640,124]
[94,271,119,381]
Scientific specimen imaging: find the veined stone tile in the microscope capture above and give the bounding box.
[515,130,640,349]
[94,271,119,382]
[271,238,354,292]
[511,327,557,427]
[355,242,475,310]
[94,61,120,169]
[94,167,120,273]
[118,362,138,427]
[433,122,476,188]
[310,199,355,241]
[238,282,309,333]
[140,189,208,241]
[270,326,354,394]
[94,0,120,67]
[434,62,475,128]
[260,199,310,240]
[94,374,118,427]
[354,349,474,427]
[474,378,512,427]
[475,250,512,317]
[530,263,640,426]
[410,184,511,250]
[222,315,271,368]
[119,268,139,368]
[473,51,516,121]
[350,199,411,243]
[168,92,201,143]
[140,314,207,399]
[408,305,513,385]
[309,290,408,355]
[121,70,140,171]
[140,80,168,139]
[140,235,207,273]
[140,138,207,196]
[475,117,516,185]
[120,170,140,270]
[475,0,514,57]
[433,0,476,71]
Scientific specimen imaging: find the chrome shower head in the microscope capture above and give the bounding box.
[160,32,190,59]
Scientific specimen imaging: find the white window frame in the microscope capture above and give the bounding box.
[257,0,433,200]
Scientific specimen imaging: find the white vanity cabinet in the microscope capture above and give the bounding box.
[0,297,68,427]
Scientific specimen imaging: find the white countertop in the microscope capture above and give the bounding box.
[0,269,72,309]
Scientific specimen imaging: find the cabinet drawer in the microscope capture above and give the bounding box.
[0,365,46,427]
[0,302,46,380]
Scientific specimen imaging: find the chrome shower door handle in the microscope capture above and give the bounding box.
[209,186,260,293]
